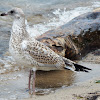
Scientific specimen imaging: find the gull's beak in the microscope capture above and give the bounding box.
[0,12,8,16]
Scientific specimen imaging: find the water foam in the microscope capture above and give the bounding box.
[26,1,100,37]
[0,55,21,74]
[27,7,93,37]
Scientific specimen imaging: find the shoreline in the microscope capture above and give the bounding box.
[23,77,100,100]
[0,50,99,100]
[23,52,100,100]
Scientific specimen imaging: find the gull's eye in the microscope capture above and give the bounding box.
[10,10,15,14]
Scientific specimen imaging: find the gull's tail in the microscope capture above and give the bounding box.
[73,63,91,72]
[62,57,91,72]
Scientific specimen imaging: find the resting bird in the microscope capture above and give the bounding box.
[0,8,91,94]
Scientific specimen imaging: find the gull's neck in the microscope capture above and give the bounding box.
[11,16,28,41]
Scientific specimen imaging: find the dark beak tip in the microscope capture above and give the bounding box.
[0,13,7,16]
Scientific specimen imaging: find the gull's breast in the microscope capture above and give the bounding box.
[9,42,33,67]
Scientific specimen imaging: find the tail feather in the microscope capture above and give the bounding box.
[74,63,91,72]
[62,57,91,72]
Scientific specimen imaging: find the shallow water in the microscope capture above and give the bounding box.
[0,62,100,99]
[0,0,100,99]
[0,67,75,99]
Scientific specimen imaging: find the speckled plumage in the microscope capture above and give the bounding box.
[1,8,91,72]
[10,34,66,70]
[8,8,67,71]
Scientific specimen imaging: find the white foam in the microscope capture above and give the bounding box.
[26,20,41,38]
[0,56,20,74]
[25,2,100,38]
[30,7,93,37]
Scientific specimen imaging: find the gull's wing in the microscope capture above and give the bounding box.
[21,39,64,68]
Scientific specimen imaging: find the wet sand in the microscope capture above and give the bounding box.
[1,63,100,100]
[23,77,100,100]
[23,53,100,100]
[0,50,100,100]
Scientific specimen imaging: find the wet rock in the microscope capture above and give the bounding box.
[37,10,100,60]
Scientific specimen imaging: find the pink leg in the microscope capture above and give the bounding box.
[32,70,36,95]
[28,70,32,90]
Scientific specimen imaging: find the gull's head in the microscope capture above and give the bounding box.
[0,8,25,19]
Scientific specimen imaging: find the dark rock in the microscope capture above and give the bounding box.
[37,10,100,60]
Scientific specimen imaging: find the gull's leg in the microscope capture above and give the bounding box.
[28,69,32,90]
[32,68,36,95]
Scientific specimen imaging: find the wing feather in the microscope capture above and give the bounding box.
[22,39,60,65]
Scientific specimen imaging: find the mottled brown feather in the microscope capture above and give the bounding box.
[24,39,62,65]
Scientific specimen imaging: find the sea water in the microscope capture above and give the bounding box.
[0,0,100,99]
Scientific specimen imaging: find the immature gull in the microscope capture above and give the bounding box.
[0,8,91,94]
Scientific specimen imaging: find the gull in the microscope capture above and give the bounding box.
[0,8,91,94]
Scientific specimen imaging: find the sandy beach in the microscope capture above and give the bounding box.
[22,52,100,100]
[0,50,100,100]
[0,51,100,100]
[23,77,100,100]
